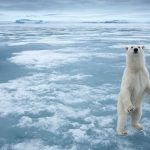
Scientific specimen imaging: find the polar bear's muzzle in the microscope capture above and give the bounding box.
[134,48,138,54]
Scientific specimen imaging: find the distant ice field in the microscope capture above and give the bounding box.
[0,21,150,150]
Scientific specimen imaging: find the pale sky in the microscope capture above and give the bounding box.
[0,0,149,22]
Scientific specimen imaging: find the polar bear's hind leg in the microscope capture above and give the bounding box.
[131,108,143,131]
[117,106,128,135]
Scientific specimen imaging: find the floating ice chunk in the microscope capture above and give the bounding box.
[17,116,33,127]
[15,19,45,24]
[69,128,89,142]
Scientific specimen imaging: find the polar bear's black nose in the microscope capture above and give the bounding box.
[134,48,138,53]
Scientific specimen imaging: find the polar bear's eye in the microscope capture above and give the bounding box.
[138,46,140,48]
[131,46,133,48]
[125,47,128,51]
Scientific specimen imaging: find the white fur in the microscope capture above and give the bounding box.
[117,45,150,136]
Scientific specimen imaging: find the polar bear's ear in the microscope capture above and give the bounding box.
[142,46,145,49]
[125,46,128,51]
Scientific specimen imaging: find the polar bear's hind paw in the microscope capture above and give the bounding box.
[117,128,128,136]
[132,124,143,131]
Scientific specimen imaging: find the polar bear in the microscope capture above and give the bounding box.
[117,45,150,136]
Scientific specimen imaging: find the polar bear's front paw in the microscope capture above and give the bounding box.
[132,123,143,131]
[117,128,128,136]
[127,105,135,113]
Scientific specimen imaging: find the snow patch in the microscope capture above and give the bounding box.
[9,50,124,69]
[12,139,61,150]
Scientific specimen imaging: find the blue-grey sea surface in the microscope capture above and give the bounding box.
[0,20,150,150]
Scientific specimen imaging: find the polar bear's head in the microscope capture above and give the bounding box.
[125,45,144,56]
[125,45,145,69]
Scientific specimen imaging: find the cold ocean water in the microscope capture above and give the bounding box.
[0,20,150,150]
